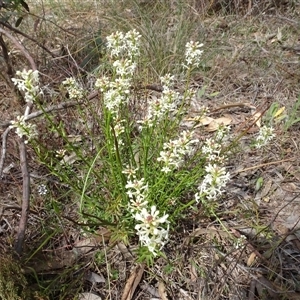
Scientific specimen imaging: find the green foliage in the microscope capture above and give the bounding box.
[284,95,300,131]
[264,96,300,131]
[14,30,218,262]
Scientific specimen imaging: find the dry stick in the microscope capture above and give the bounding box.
[0,20,57,58]
[0,127,12,177]
[233,158,295,175]
[0,28,36,71]
[0,34,14,83]
[0,90,99,129]
[14,139,31,255]
[0,27,36,255]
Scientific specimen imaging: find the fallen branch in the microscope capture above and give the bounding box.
[0,26,36,256]
[0,127,12,177]
[0,27,37,71]
[0,90,99,129]
[0,20,56,58]
[14,138,30,255]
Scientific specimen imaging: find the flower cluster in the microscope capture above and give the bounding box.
[106,29,141,58]
[10,115,37,143]
[113,118,125,146]
[37,184,48,195]
[184,41,204,68]
[255,125,276,149]
[195,125,230,203]
[113,59,137,77]
[234,235,247,249]
[12,69,42,102]
[202,138,225,163]
[62,77,84,100]
[124,170,148,213]
[139,74,179,128]
[135,206,169,255]
[98,78,131,114]
[195,164,230,202]
[95,30,141,116]
[123,166,169,256]
[157,131,199,173]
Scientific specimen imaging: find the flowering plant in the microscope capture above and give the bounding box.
[12,31,246,262]
[12,69,42,103]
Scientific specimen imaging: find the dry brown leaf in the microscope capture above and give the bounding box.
[158,281,169,300]
[189,263,197,282]
[85,271,105,284]
[117,242,133,260]
[79,292,102,300]
[206,121,221,131]
[215,116,232,125]
[247,252,257,267]
[178,288,194,300]
[252,111,262,127]
[200,116,214,125]
[260,179,273,199]
[189,116,214,125]
[121,264,144,300]
[206,116,232,131]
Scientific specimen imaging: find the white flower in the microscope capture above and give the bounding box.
[234,235,247,249]
[125,177,149,213]
[135,206,169,227]
[99,31,140,115]
[114,119,125,137]
[62,77,84,100]
[160,74,175,91]
[110,78,131,94]
[95,76,110,92]
[128,197,148,213]
[157,131,199,173]
[113,59,136,77]
[196,164,230,202]
[215,125,230,141]
[184,41,204,68]
[255,125,276,148]
[12,69,42,102]
[106,31,126,57]
[106,29,141,58]
[125,178,148,195]
[139,89,179,127]
[122,166,138,178]
[38,184,48,195]
[10,115,38,143]
[103,89,125,114]
[102,78,132,115]
[134,206,169,255]
[202,138,225,163]
[124,29,141,57]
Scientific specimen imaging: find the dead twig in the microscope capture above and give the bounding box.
[0,20,57,58]
[0,90,99,129]
[14,137,30,255]
[233,158,295,175]
[0,27,36,71]
[0,127,12,177]
[0,26,37,256]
